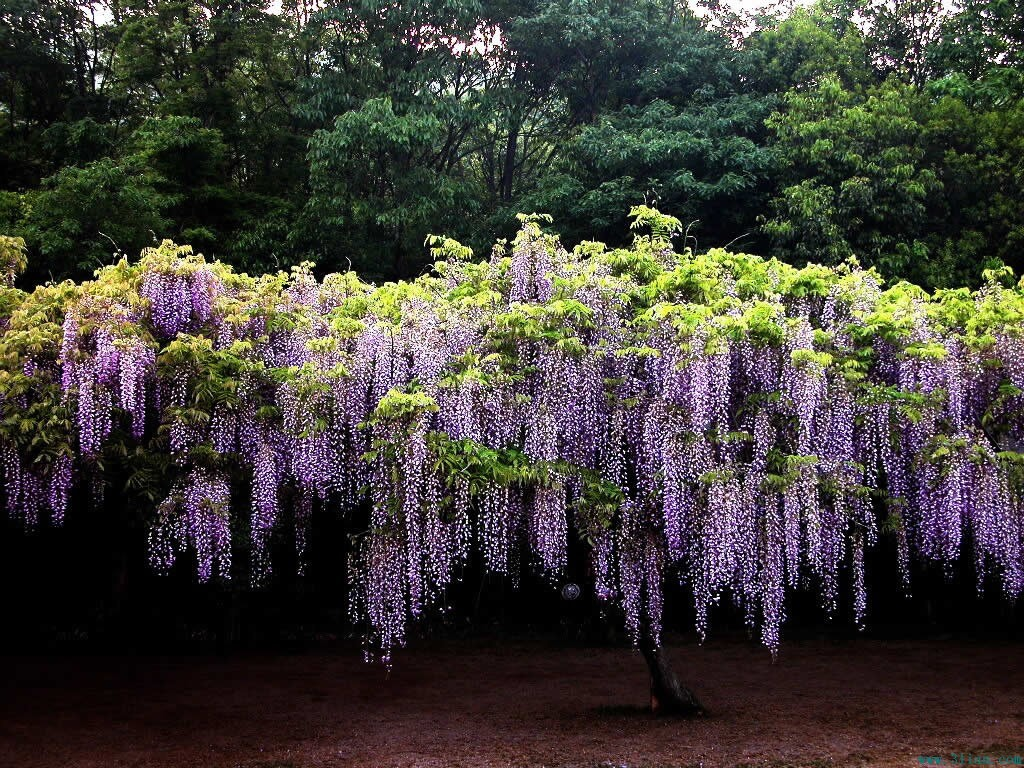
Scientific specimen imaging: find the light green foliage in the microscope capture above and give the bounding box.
[855,0,948,87]
[928,0,1024,79]
[20,159,172,277]
[0,275,79,462]
[919,95,1024,284]
[0,236,27,286]
[523,90,776,251]
[14,116,255,281]
[744,0,874,91]
[307,97,480,279]
[764,77,939,275]
[764,69,1024,288]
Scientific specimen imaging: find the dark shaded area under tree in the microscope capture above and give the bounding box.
[1,488,1019,655]
[2,634,1022,767]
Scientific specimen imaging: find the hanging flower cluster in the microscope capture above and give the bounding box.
[141,246,220,340]
[59,291,155,455]
[149,469,233,583]
[2,218,1024,665]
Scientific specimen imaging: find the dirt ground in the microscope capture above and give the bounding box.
[1,635,1022,768]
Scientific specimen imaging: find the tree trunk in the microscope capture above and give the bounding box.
[639,640,706,717]
[500,122,519,202]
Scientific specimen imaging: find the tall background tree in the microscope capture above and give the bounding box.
[1,0,1022,286]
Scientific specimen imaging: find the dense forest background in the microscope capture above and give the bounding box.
[2,0,1023,287]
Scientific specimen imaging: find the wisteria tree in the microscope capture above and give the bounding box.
[2,210,1023,715]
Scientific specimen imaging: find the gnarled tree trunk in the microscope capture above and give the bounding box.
[639,640,706,717]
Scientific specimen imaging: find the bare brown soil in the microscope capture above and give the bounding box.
[1,636,1022,768]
